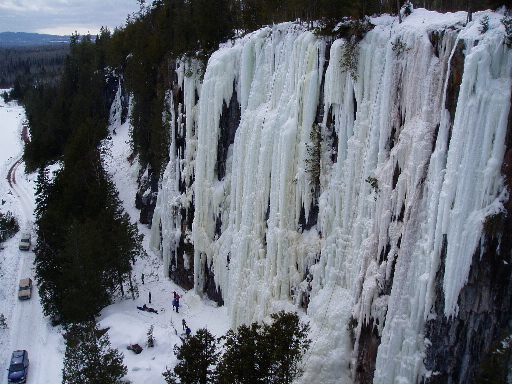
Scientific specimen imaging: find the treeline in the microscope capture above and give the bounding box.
[87,0,508,180]
[15,0,508,181]
[22,34,112,172]
[0,45,68,88]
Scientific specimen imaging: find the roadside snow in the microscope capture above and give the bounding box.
[0,94,62,384]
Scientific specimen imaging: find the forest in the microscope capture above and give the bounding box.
[15,0,509,178]
[0,45,68,90]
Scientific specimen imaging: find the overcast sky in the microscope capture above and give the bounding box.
[0,0,141,35]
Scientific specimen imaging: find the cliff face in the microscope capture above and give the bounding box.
[142,9,512,384]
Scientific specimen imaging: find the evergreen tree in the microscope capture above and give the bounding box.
[34,139,142,323]
[263,311,311,384]
[216,323,267,383]
[147,324,155,348]
[0,211,19,243]
[164,328,219,384]
[62,321,127,384]
[216,311,310,384]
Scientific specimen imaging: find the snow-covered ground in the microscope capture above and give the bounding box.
[0,94,230,384]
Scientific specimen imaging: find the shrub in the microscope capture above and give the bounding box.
[502,16,512,48]
[479,15,490,34]
[340,37,359,81]
[147,325,155,348]
[366,176,379,193]
[0,314,7,329]
[0,211,19,243]
[305,123,321,190]
[391,37,410,56]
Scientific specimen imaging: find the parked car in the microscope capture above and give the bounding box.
[18,234,31,251]
[18,278,32,300]
[7,350,29,383]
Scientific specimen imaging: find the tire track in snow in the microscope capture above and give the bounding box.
[5,123,60,383]
[6,156,39,382]
[7,158,35,223]
[7,123,35,223]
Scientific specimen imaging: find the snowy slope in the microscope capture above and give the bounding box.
[150,8,512,384]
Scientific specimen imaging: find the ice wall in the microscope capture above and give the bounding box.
[151,9,512,384]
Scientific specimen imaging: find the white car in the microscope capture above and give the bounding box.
[18,278,32,300]
[18,233,31,250]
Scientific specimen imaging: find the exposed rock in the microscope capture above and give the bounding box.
[127,344,143,354]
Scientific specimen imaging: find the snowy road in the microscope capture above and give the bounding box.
[0,98,63,384]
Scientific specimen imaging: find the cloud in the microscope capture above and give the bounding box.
[0,0,139,35]
[0,0,69,12]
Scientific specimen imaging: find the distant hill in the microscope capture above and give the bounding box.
[0,32,69,47]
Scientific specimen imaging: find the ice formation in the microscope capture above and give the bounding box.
[149,9,512,383]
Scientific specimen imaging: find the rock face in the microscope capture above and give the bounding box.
[135,168,158,225]
[424,96,512,384]
[141,10,512,384]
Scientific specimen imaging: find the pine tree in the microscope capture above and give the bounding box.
[216,323,267,383]
[164,328,219,384]
[216,311,310,384]
[263,311,311,384]
[34,141,143,323]
[0,211,19,243]
[147,324,155,348]
[62,321,127,384]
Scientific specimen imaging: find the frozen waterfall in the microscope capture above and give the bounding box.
[150,9,512,384]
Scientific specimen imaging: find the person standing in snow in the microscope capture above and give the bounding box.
[185,326,191,337]
[182,319,186,330]
[172,292,180,312]
[149,291,152,304]
[141,273,145,284]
